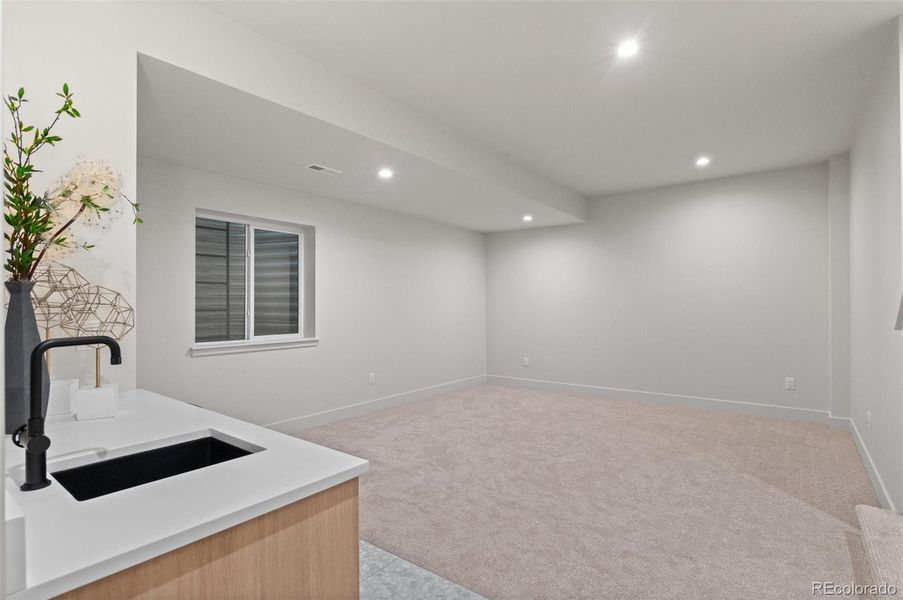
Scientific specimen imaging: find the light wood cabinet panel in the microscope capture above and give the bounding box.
[57,478,359,599]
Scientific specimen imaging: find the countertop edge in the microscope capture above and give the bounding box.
[10,462,368,600]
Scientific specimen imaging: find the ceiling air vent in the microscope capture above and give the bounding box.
[306,163,342,176]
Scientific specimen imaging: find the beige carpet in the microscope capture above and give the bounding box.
[299,385,878,599]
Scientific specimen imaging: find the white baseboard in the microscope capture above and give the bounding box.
[266,375,487,434]
[487,374,832,424]
[849,418,897,512]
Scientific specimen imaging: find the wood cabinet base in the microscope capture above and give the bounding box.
[58,478,360,600]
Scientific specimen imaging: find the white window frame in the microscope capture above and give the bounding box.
[191,209,317,357]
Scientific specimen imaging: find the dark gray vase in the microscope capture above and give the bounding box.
[5,281,49,434]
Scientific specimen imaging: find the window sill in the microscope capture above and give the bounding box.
[190,337,319,357]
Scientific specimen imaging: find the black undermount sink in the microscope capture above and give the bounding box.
[52,436,256,501]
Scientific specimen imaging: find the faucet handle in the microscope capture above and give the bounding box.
[12,424,50,455]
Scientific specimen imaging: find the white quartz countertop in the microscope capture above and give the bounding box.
[4,389,368,599]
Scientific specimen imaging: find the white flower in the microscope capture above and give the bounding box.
[47,160,124,227]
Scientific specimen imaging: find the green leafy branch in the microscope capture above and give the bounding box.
[3,84,79,280]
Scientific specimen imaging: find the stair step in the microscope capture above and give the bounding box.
[856,504,903,590]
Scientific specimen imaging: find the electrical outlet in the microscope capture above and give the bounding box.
[368,372,376,385]
[865,411,872,429]
[522,356,530,367]
[784,376,796,391]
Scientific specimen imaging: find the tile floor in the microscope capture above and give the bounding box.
[359,540,486,600]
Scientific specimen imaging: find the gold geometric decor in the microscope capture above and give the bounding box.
[28,262,135,391]
[59,285,134,387]
[28,264,91,374]
[30,264,90,337]
[59,286,135,341]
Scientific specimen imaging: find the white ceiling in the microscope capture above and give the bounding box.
[204,1,903,196]
[137,56,580,232]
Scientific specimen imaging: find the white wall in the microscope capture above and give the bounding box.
[848,24,903,511]
[828,153,852,421]
[487,163,833,418]
[137,158,486,428]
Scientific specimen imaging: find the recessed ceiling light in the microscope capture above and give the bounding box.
[695,156,711,167]
[522,214,534,222]
[617,39,639,58]
[378,168,394,179]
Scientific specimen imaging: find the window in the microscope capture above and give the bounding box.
[192,212,316,356]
